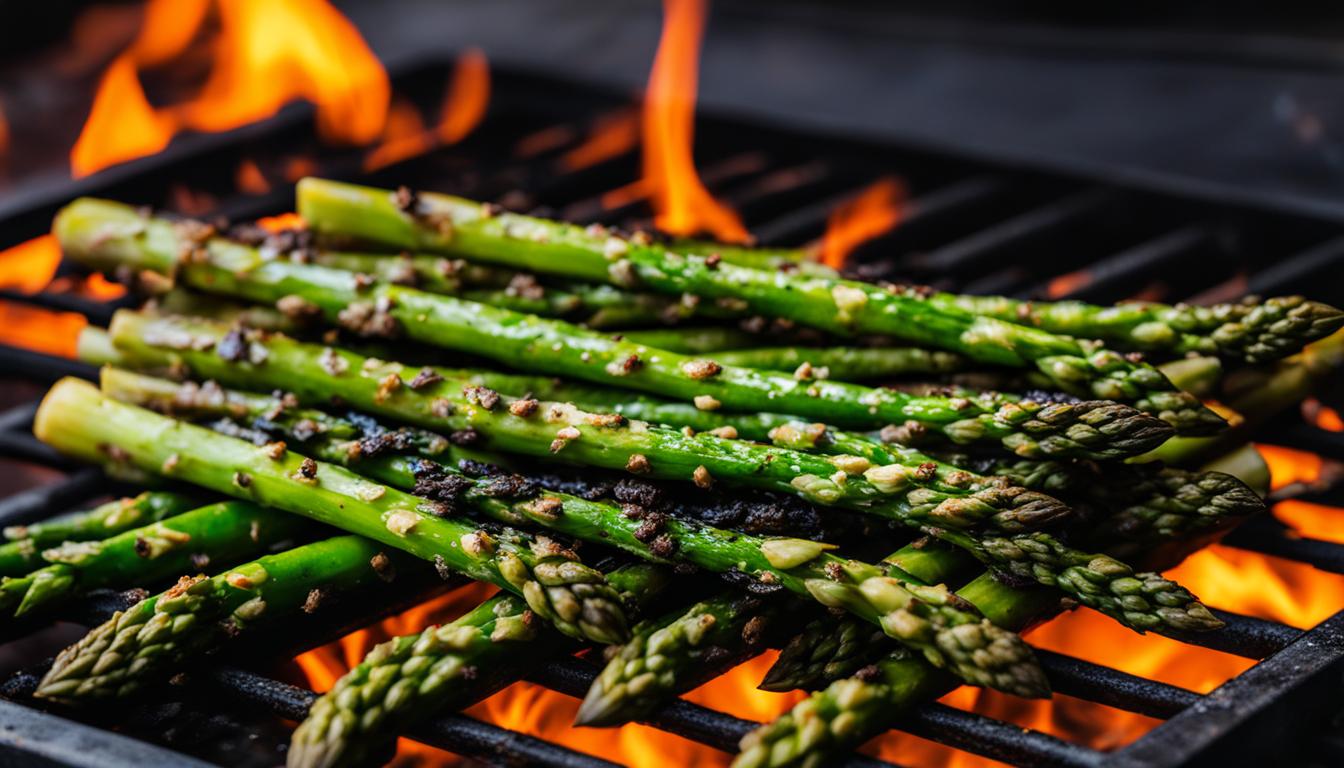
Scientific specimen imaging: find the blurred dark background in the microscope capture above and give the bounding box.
[3,0,1344,219]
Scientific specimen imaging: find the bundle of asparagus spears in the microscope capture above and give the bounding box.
[19,177,1342,768]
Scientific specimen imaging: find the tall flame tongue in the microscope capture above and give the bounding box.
[71,0,388,178]
[642,0,748,243]
[820,176,906,269]
[363,48,491,172]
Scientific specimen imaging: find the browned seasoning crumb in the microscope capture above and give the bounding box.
[529,497,564,519]
[681,359,722,380]
[741,615,767,646]
[318,347,349,376]
[297,457,318,480]
[824,561,845,581]
[914,462,937,482]
[605,353,642,377]
[758,571,778,585]
[509,398,539,417]
[449,428,481,446]
[704,253,722,269]
[353,272,376,291]
[505,273,546,300]
[625,454,651,474]
[276,294,320,318]
[464,385,500,410]
[161,454,180,473]
[302,589,325,614]
[375,372,402,404]
[649,534,677,558]
[692,465,713,489]
[707,426,738,439]
[217,328,247,362]
[190,552,210,570]
[164,575,204,599]
[585,412,625,428]
[431,398,455,418]
[394,185,419,213]
[233,471,252,488]
[408,367,443,390]
[262,441,286,460]
[370,552,396,582]
[793,361,815,381]
[693,395,721,411]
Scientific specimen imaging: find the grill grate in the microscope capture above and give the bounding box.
[0,60,1342,768]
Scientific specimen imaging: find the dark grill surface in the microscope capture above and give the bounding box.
[1,60,1343,768]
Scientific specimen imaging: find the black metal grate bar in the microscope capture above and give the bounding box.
[902,703,1104,768]
[1222,516,1344,574]
[0,467,109,529]
[1103,610,1344,767]
[209,667,624,768]
[1036,650,1202,720]
[0,698,216,768]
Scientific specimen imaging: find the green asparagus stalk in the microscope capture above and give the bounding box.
[289,562,669,768]
[576,591,776,727]
[291,178,1224,434]
[932,294,1344,364]
[712,346,968,381]
[34,535,409,703]
[0,501,306,617]
[100,318,1219,634]
[33,379,631,646]
[617,326,763,354]
[0,492,200,578]
[57,199,1175,459]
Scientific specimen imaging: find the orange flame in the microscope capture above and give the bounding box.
[560,108,641,171]
[363,49,491,171]
[0,303,88,357]
[235,159,270,195]
[820,177,905,269]
[0,235,62,294]
[1304,398,1343,432]
[641,0,749,243]
[71,0,388,178]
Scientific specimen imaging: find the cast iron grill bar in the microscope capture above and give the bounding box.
[901,703,1104,768]
[1102,609,1344,767]
[208,667,623,768]
[1051,225,1212,303]
[0,699,217,768]
[1221,516,1344,574]
[0,342,96,383]
[909,188,1117,275]
[1036,651,1201,720]
[1249,236,1344,296]
[0,468,109,529]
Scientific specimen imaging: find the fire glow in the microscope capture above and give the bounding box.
[640,0,749,243]
[820,177,906,269]
[70,0,389,177]
[363,48,491,172]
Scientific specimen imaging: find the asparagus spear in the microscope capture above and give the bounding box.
[290,562,669,768]
[617,326,763,354]
[57,199,1175,459]
[0,500,306,617]
[101,320,1218,634]
[735,573,1060,768]
[34,535,411,703]
[291,178,1225,434]
[0,492,200,578]
[932,294,1344,364]
[33,379,631,646]
[713,346,968,381]
[575,591,776,727]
